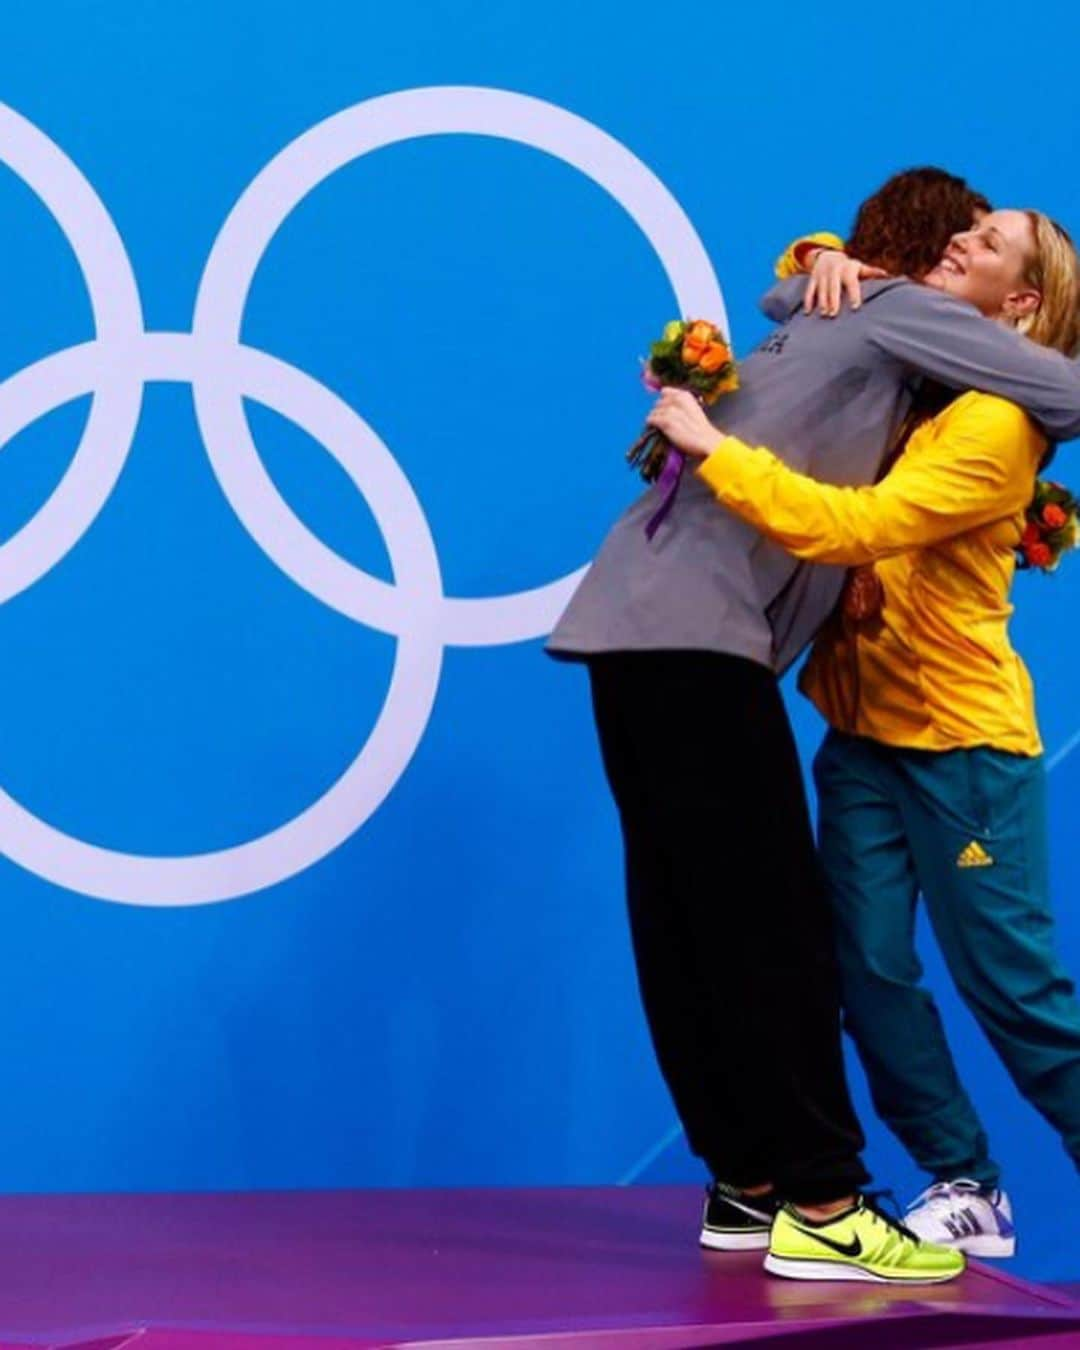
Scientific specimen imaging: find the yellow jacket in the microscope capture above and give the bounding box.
[774,231,846,280]
[696,391,1045,754]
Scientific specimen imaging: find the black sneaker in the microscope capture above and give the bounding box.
[700,1181,780,1251]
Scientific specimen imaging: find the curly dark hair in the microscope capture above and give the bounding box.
[846,167,992,279]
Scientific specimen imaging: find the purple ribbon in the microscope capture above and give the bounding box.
[644,448,684,540]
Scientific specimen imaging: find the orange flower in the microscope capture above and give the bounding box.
[1027,541,1053,567]
[1043,503,1068,529]
[681,336,707,366]
[688,320,715,343]
[698,341,731,374]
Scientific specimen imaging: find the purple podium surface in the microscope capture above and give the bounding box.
[0,1186,1077,1349]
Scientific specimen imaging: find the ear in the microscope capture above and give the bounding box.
[1005,287,1042,324]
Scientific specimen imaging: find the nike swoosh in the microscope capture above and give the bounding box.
[720,1197,774,1224]
[792,1226,863,1259]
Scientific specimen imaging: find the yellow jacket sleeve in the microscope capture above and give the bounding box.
[695,394,1044,566]
[774,231,846,279]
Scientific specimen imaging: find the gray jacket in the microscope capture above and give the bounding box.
[547,277,1080,675]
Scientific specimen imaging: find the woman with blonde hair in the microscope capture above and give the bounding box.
[648,206,1080,1265]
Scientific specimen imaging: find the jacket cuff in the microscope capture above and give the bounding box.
[695,435,754,496]
[774,231,846,279]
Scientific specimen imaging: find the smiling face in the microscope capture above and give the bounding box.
[923,209,1042,323]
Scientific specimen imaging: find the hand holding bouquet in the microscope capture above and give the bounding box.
[1018,480,1080,573]
[627,319,738,483]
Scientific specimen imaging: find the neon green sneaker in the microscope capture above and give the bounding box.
[765,1195,966,1284]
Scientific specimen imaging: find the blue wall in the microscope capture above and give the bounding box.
[0,0,1078,1282]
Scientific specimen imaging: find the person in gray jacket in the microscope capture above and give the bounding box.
[547,168,1080,1279]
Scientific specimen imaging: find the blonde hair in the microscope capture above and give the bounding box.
[1018,211,1080,354]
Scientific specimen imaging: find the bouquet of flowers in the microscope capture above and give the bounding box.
[1017,480,1080,573]
[627,319,738,483]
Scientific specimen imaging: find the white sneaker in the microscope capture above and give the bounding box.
[904,1179,1016,1258]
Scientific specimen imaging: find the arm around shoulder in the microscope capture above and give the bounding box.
[866,282,1080,441]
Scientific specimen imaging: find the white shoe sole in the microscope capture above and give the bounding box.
[764,1254,963,1284]
[905,1226,1016,1259]
[700,1227,771,1251]
[957,1234,1016,1258]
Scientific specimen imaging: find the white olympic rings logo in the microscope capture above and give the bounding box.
[0,86,726,905]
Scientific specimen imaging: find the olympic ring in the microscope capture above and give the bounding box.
[0,106,144,606]
[193,86,727,646]
[0,88,726,905]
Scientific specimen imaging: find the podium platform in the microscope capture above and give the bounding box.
[0,1185,1078,1349]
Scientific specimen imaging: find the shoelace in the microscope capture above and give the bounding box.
[909,1178,986,1216]
[909,1181,955,1217]
[862,1189,922,1244]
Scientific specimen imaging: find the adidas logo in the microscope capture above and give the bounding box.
[957,840,994,869]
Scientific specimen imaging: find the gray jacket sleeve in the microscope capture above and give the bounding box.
[867,281,1080,441]
[759,276,808,322]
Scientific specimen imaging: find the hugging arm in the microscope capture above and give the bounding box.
[869,283,1080,441]
[695,396,1041,566]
